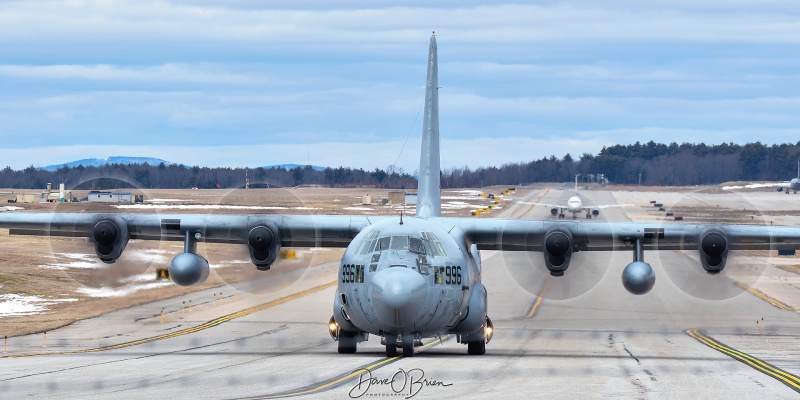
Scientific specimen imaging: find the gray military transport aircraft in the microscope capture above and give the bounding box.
[3,33,800,358]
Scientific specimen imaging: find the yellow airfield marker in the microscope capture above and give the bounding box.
[189,300,193,312]
[4,335,7,353]
[42,331,47,348]
[160,308,164,324]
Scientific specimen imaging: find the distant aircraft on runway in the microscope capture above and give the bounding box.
[777,161,800,194]
[534,176,628,219]
[3,33,800,357]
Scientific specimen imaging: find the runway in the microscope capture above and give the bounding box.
[2,188,800,399]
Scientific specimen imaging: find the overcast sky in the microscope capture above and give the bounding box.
[1,1,799,172]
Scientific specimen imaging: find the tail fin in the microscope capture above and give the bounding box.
[416,32,441,218]
[575,174,579,195]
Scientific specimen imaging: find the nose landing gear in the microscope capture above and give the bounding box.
[383,333,418,357]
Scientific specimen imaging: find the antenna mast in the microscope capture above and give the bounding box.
[245,168,250,190]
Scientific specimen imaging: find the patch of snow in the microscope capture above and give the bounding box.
[446,190,483,196]
[39,253,105,270]
[0,294,77,317]
[76,281,172,298]
[343,207,374,211]
[146,198,195,202]
[0,206,24,211]
[114,204,289,210]
[722,182,783,190]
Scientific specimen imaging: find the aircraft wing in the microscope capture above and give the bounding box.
[442,218,800,252]
[0,212,378,247]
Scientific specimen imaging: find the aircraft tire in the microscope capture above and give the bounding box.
[386,344,397,357]
[467,340,486,355]
[338,332,357,354]
[402,334,414,357]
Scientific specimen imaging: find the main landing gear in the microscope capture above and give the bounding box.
[338,331,357,354]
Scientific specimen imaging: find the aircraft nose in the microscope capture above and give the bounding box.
[370,267,427,326]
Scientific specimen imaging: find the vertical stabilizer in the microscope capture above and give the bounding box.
[416,32,441,218]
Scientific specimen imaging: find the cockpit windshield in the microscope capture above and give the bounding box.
[364,233,446,257]
[390,236,409,250]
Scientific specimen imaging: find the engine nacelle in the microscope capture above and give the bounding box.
[699,228,728,274]
[168,253,210,286]
[90,219,129,263]
[550,207,558,216]
[592,208,599,216]
[248,224,281,270]
[622,261,655,295]
[543,228,573,276]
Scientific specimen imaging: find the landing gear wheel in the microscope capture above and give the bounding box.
[467,340,486,355]
[402,334,414,357]
[338,332,357,354]
[386,344,397,357]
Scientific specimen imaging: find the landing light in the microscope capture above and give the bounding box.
[328,316,340,340]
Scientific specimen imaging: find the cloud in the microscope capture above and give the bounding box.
[1,2,799,47]
[0,1,799,172]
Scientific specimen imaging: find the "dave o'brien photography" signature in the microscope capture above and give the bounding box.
[348,367,453,398]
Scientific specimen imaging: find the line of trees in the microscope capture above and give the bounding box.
[0,163,417,190]
[3,141,800,190]
[442,141,800,187]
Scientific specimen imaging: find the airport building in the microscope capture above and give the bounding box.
[87,191,133,203]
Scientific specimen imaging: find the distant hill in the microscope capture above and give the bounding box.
[263,163,326,171]
[41,156,173,171]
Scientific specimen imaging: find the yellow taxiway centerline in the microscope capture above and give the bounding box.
[735,282,795,311]
[526,277,553,318]
[686,329,800,393]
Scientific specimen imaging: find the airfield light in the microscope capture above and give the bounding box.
[329,322,338,332]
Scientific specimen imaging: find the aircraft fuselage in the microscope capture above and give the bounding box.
[331,216,488,354]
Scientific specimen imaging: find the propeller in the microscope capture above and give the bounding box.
[501,189,612,301]
[655,189,769,301]
[201,181,329,295]
[45,174,165,294]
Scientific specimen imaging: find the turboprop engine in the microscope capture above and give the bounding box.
[699,228,728,274]
[90,218,129,263]
[248,224,281,270]
[543,228,573,276]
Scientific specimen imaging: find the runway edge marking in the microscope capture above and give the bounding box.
[238,336,454,400]
[2,281,337,359]
[686,329,800,393]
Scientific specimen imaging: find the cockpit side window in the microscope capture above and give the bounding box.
[390,236,409,250]
[357,239,374,255]
[422,232,446,256]
[357,231,381,255]
[409,237,425,254]
[376,237,391,251]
